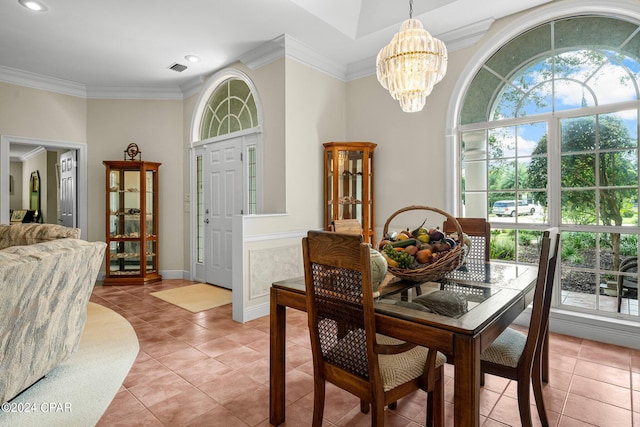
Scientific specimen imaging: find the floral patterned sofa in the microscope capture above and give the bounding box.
[0,223,106,403]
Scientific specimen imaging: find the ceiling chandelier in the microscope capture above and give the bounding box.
[376,0,448,113]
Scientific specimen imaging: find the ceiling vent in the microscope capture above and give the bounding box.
[168,62,187,72]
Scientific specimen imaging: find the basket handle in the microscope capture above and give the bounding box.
[382,205,463,242]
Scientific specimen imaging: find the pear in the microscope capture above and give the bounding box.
[417,234,430,243]
[411,218,428,237]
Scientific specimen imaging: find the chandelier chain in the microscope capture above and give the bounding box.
[409,0,413,19]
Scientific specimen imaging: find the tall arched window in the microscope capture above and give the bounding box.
[457,14,640,318]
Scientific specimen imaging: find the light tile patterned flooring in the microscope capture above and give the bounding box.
[93,279,640,427]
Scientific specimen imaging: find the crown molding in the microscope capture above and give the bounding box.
[0,65,191,100]
[11,145,46,163]
[239,34,347,81]
[86,86,184,100]
[0,65,87,98]
[440,18,495,52]
[180,76,205,99]
[239,35,287,71]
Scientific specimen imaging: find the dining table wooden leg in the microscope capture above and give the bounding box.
[453,334,481,427]
[270,288,286,426]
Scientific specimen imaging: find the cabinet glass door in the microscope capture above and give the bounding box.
[325,142,375,243]
[104,160,161,284]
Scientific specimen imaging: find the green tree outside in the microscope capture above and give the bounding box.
[527,115,638,269]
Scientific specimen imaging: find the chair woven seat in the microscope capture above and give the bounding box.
[481,328,526,368]
[377,335,446,392]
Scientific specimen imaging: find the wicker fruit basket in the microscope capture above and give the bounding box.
[382,205,466,282]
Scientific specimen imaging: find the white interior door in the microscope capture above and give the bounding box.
[203,137,243,289]
[59,150,77,227]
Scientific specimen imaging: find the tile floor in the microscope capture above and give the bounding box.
[93,279,640,427]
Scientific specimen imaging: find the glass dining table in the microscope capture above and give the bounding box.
[269,260,539,427]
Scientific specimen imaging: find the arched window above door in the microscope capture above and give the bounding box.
[199,78,259,139]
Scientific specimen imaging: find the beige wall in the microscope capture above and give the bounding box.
[0,84,186,275]
[284,58,346,229]
[0,82,87,142]
[238,60,287,214]
[86,99,184,272]
[0,82,87,226]
[235,58,346,320]
[345,73,451,234]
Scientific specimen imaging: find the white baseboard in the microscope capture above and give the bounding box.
[241,302,270,323]
[513,308,640,349]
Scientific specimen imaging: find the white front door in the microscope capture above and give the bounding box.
[202,137,243,289]
[59,150,77,227]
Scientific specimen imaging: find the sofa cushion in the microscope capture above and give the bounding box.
[2,238,89,258]
[0,223,80,250]
[0,238,106,403]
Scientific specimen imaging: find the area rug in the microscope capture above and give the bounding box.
[0,302,139,427]
[150,283,232,313]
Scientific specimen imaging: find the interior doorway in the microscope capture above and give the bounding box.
[0,135,88,238]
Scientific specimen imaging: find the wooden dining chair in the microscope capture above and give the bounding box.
[616,256,638,312]
[442,217,491,262]
[480,227,560,427]
[302,230,446,427]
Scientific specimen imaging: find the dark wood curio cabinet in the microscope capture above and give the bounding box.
[323,142,376,244]
[103,160,161,285]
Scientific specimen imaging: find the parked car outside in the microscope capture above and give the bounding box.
[492,200,537,217]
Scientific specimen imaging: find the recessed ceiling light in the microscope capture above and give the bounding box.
[18,0,47,11]
[184,55,200,63]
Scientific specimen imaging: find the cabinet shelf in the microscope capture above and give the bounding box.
[323,142,376,244]
[103,160,162,285]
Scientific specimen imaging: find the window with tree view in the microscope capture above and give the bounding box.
[458,15,639,318]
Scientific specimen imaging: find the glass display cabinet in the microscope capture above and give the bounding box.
[323,142,376,244]
[103,160,161,285]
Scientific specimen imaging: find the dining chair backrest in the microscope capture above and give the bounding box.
[617,256,638,312]
[442,217,491,262]
[303,230,377,379]
[523,228,560,378]
[330,219,364,236]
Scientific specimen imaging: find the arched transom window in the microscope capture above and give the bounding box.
[200,78,259,139]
